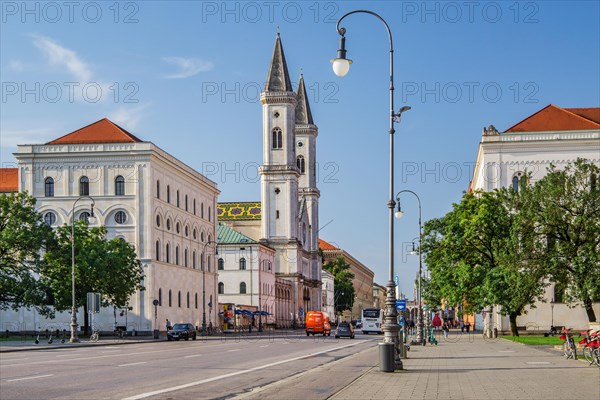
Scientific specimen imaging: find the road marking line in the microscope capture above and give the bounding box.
[498,350,515,353]
[56,353,81,357]
[123,340,369,400]
[259,345,269,348]
[6,374,54,382]
[228,349,240,352]
[525,361,551,365]
[119,362,147,367]
[184,354,202,358]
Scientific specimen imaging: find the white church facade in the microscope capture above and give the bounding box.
[217,34,322,327]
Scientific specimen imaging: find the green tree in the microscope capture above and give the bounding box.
[43,221,143,332]
[323,256,355,315]
[423,187,547,336]
[0,192,54,316]
[529,159,600,322]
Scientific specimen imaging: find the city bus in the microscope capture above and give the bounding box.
[361,308,383,334]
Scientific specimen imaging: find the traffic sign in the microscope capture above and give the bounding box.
[396,299,407,311]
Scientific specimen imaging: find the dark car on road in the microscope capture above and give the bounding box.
[167,323,197,341]
[335,322,355,339]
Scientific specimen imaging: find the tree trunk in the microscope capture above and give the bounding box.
[509,313,519,336]
[583,297,597,323]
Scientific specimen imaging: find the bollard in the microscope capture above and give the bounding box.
[153,329,159,339]
[379,342,395,372]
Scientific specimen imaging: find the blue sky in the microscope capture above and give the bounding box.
[2,1,599,298]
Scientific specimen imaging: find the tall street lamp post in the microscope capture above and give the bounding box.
[201,241,217,335]
[70,196,96,343]
[332,9,411,371]
[395,190,424,345]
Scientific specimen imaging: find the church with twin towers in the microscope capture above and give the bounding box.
[217,33,322,325]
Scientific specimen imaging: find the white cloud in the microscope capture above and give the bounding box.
[108,103,152,130]
[31,34,92,82]
[8,60,24,72]
[163,57,214,79]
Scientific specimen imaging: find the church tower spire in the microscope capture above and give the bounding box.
[265,33,293,93]
[295,73,314,125]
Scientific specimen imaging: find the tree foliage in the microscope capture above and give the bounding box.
[527,159,600,322]
[0,192,54,316]
[43,221,144,330]
[323,256,355,314]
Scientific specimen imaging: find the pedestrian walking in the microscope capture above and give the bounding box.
[442,322,449,339]
[465,321,471,333]
[166,318,172,331]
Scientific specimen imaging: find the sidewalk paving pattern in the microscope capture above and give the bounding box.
[331,334,600,400]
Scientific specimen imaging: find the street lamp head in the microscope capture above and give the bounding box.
[394,202,404,219]
[331,29,353,77]
[398,106,412,114]
[87,204,97,224]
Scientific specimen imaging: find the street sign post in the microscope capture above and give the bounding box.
[396,299,407,311]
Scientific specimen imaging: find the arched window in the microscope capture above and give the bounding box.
[115,175,125,195]
[218,282,224,294]
[175,246,179,265]
[207,256,211,272]
[44,177,54,197]
[156,215,161,227]
[79,212,91,223]
[177,190,180,207]
[176,222,180,234]
[240,282,247,294]
[272,127,283,149]
[195,293,198,309]
[296,156,305,173]
[178,291,181,307]
[44,212,56,226]
[169,290,172,307]
[156,180,160,198]
[166,219,171,231]
[239,258,246,270]
[167,185,170,203]
[218,258,224,270]
[158,288,162,306]
[166,243,170,263]
[193,199,196,215]
[185,226,189,237]
[201,203,204,219]
[193,229,197,240]
[186,292,190,308]
[185,195,188,211]
[184,248,188,267]
[208,207,212,222]
[512,175,519,191]
[192,251,197,269]
[79,176,89,196]
[201,232,205,242]
[201,252,205,271]
[155,240,160,261]
[115,211,127,224]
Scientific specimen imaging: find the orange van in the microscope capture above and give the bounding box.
[305,311,331,336]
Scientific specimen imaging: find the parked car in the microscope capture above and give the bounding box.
[355,319,363,329]
[167,323,197,341]
[335,322,355,339]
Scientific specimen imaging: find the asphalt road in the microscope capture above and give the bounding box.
[0,332,380,400]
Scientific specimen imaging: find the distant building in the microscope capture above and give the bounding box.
[1,119,220,333]
[0,168,18,193]
[322,270,335,318]
[319,239,374,322]
[471,104,600,332]
[372,283,387,310]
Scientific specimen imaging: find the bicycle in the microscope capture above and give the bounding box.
[579,330,600,366]
[90,326,100,342]
[560,328,577,360]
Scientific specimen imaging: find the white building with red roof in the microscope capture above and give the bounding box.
[471,104,600,332]
[2,118,220,334]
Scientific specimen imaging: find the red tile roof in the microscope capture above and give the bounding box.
[319,239,339,251]
[0,168,18,193]
[47,118,143,145]
[505,104,600,133]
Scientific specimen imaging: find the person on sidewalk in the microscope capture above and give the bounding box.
[166,318,172,331]
[442,322,449,339]
[465,321,471,333]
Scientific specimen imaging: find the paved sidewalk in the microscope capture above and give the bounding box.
[331,334,600,400]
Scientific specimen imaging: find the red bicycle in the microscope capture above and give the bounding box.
[579,329,600,367]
